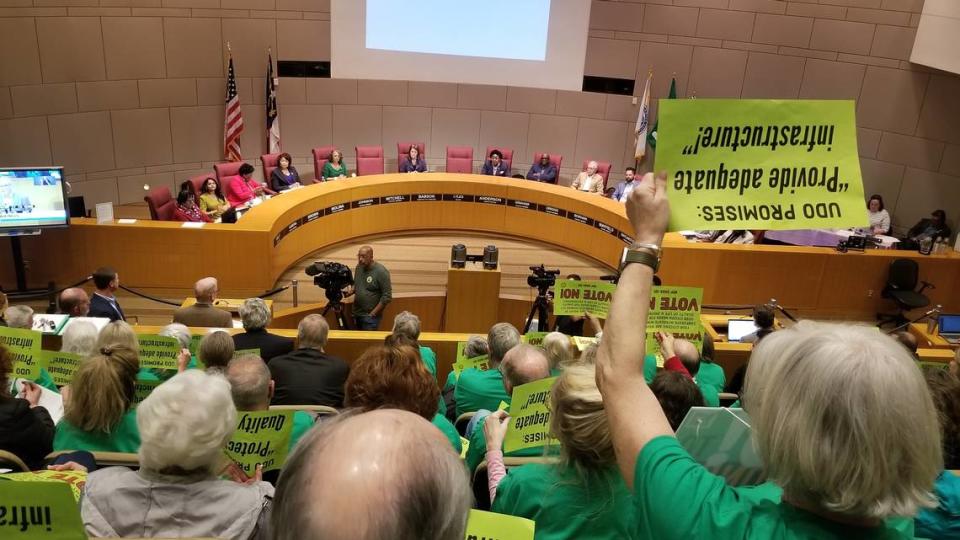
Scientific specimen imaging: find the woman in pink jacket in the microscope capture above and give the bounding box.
[224,163,274,206]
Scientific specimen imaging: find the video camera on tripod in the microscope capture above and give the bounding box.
[524,264,561,333]
[305,261,353,328]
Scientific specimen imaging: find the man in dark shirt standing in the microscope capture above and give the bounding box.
[269,314,349,407]
[345,245,392,331]
[88,267,125,321]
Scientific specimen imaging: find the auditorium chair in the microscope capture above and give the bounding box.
[445,146,474,173]
[582,160,612,191]
[143,185,177,221]
[532,152,563,184]
[396,141,426,172]
[270,404,339,418]
[472,456,560,510]
[877,259,934,327]
[214,161,245,183]
[355,146,385,176]
[0,450,29,472]
[455,412,476,436]
[260,153,281,184]
[312,145,338,182]
[188,174,214,200]
[485,146,513,176]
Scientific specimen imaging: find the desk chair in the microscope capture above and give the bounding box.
[188,174,214,200]
[531,152,563,184]
[397,141,426,172]
[260,153,281,184]
[445,146,474,173]
[144,186,176,221]
[312,145,338,182]
[214,161,245,183]
[485,146,513,176]
[579,159,612,193]
[878,259,933,327]
[355,146,384,176]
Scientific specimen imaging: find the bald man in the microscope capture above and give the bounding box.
[272,409,471,540]
[58,287,90,317]
[172,277,233,328]
[464,344,553,474]
[345,245,392,330]
[571,160,605,194]
[645,333,721,407]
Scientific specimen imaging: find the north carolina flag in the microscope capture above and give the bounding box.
[266,53,280,153]
[634,72,652,161]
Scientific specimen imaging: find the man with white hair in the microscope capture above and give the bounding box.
[454,322,521,416]
[272,409,471,540]
[464,344,553,474]
[58,287,90,317]
[3,305,33,329]
[225,355,314,454]
[172,277,233,328]
[233,297,293,362]
[269,314,349,407]
[571,160,605,194]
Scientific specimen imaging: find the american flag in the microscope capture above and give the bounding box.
[224,55,243,161]
[266,53,280,153]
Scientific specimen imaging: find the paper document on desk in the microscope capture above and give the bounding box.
[13,378,64,425]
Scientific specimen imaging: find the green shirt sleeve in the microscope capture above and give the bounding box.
[35,368,59,393]
[644,354,658,384]
[376,264,392,306]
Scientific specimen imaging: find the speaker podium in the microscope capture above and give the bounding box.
[444,264,501,333]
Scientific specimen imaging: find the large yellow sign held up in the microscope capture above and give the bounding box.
[655,99,868,231]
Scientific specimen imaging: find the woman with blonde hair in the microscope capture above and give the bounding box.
[596,171,941,539]
[54,344,141,453]
[484,363,638,539]
[541,331,573,371]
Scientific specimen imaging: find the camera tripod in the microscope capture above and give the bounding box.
[321,288,349,329]
[523,287,551,333]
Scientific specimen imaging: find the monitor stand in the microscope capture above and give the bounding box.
[1,229,42,293]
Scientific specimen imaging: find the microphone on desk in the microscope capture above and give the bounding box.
[885,304,941,335]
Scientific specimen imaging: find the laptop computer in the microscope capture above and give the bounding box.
[938,314,960,343]
[727,319,758,342]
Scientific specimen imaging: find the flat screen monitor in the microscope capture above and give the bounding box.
[727,319,758,342]
[938,314,960,335]
[0,167,70,231]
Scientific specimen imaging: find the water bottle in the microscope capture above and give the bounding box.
[920,236,933,255]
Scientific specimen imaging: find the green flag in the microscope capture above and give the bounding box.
[648,77,676,149]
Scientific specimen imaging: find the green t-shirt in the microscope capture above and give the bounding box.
[353,262,392,316]
[493,463,639,540]
[633,436,912,539]
[454,368,510,417]
[54,409,141,453]
[432,413,461,454]
[644,354,722,407]
[419,346,438,378]
[289,410,314,453]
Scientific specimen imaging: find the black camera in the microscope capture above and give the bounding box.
[526,264,561,290]
[305,261,353,303]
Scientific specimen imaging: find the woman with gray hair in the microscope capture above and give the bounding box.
[81,370,273,539]
[233,298,293,362]
[596,172,941,539]
[391,311,437,377]
[61,320,98,358]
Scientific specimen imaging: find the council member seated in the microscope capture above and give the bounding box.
[270,152,300,192]
[906,209,951,245]
[612,167,638,202]
[198,177,230,220]
[481,149,509,177]
[0,177,32,214]
[399,145,427,173]
[866,194,890,236]
[571,161,605,195]
[526,154,558,183]
[224,163,275,207]
[173,181,211,223]
[322,150,348,180]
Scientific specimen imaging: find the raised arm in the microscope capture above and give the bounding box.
[595,171,675,488]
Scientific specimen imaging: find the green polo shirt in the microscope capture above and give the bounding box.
[53,409,140,453]
[454,368,510,417]
[632,436,913,539]
[493,463,639,540]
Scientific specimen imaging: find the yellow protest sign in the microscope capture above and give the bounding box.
[464,509,535,540]
[137,334,181,371]
[133,379,162,406]
[554,280,615,317]
[452,354,490,377]
[648,286,703,332]
[42,351,83,386]
[233,348,261,359]
[503,376,558,453]
[655,99,868,231]
[572,336,598,351]
[0,326,44,380]
[225,410,294,476]
[460,437,470,459]
[0,470,87,502]
[0,481,87,539]
[522,332,549,346]
[645,330,703,360]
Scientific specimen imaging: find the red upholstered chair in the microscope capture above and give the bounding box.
[485,146,513,176]
[582,160,612,191]
[532,152,563,184]
[143,186,176,221]
[397,141,426,172]
[214,161,244,183]
[355,146,385,176]
[312,145,337,182]
[188,174,215,200]
[260,153,281,184]
[445,146,474,173]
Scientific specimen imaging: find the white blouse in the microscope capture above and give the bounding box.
[868,209,890,234]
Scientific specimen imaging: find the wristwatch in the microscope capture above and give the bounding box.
[619,243,661,273]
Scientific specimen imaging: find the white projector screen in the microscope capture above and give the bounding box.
[331,0,591,91]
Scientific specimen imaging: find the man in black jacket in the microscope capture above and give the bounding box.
[269,314,349,407]
[232,298,294,362]
[88,267,125,321]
